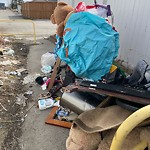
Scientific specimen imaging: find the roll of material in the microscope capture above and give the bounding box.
[61,91,103,114]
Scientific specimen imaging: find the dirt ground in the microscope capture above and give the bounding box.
[0,37,30,149]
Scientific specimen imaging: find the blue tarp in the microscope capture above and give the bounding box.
[57,12,119,81]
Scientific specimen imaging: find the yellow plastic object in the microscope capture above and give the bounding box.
[132,141,147,150]
[109,65,117,73]
[55,97,61,101]
[0,20,36,44]
[110,105,150,150]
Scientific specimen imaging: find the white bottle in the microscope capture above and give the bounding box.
[38,98,54,110]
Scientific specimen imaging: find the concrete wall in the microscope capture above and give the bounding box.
[58,0,150,69]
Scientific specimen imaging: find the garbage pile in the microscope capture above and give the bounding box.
[37,1,150,114]
[29,1,150,150]
[29,2,150,126]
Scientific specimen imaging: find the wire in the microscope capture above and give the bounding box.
[94,0,97,5]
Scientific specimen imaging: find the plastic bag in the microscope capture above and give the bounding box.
[41,65,52,74]
[41,52,55,67]
[87,5,108,18]
[75,2,109,18]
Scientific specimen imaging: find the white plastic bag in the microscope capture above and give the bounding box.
[41,52,55,67]
[87,7,108,18]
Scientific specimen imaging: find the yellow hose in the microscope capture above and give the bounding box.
[110,105,150,150]
[132,140,147,150]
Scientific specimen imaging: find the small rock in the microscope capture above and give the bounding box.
[0,80,3,86]
[16,94,28,106]
[25,90,33,95]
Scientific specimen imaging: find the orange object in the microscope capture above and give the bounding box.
[65,47,69,57]
[63,28,71,35]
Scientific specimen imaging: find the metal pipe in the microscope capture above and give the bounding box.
[0,19,36,43]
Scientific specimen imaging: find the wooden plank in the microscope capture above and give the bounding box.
[63,83,150,105]
[48,58,61,92]
[97,96,112,108]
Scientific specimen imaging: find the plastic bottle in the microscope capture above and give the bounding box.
[38,98,54,110]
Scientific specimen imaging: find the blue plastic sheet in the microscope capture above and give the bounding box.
[57,12,119,81]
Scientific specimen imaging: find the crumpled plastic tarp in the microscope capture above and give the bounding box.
[57,12,119,81]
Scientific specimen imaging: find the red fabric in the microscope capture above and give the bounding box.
[86,5,96,9]
[75,2,103,12]
[75,2,87,12]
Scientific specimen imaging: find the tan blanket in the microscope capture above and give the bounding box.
[74,105,132,133]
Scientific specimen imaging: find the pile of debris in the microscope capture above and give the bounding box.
[17,1,150,150]
[23,1,150,149]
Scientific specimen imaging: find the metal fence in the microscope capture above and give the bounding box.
[0,19,36,43]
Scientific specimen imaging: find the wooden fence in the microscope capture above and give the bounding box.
[21,2,57,19]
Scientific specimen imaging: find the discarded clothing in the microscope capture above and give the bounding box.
[57,12,119,81]
[128,60,148,86]
[35,76,47,85]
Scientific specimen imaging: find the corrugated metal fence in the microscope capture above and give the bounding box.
[110,0,150,69]
[21,2,57,19]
